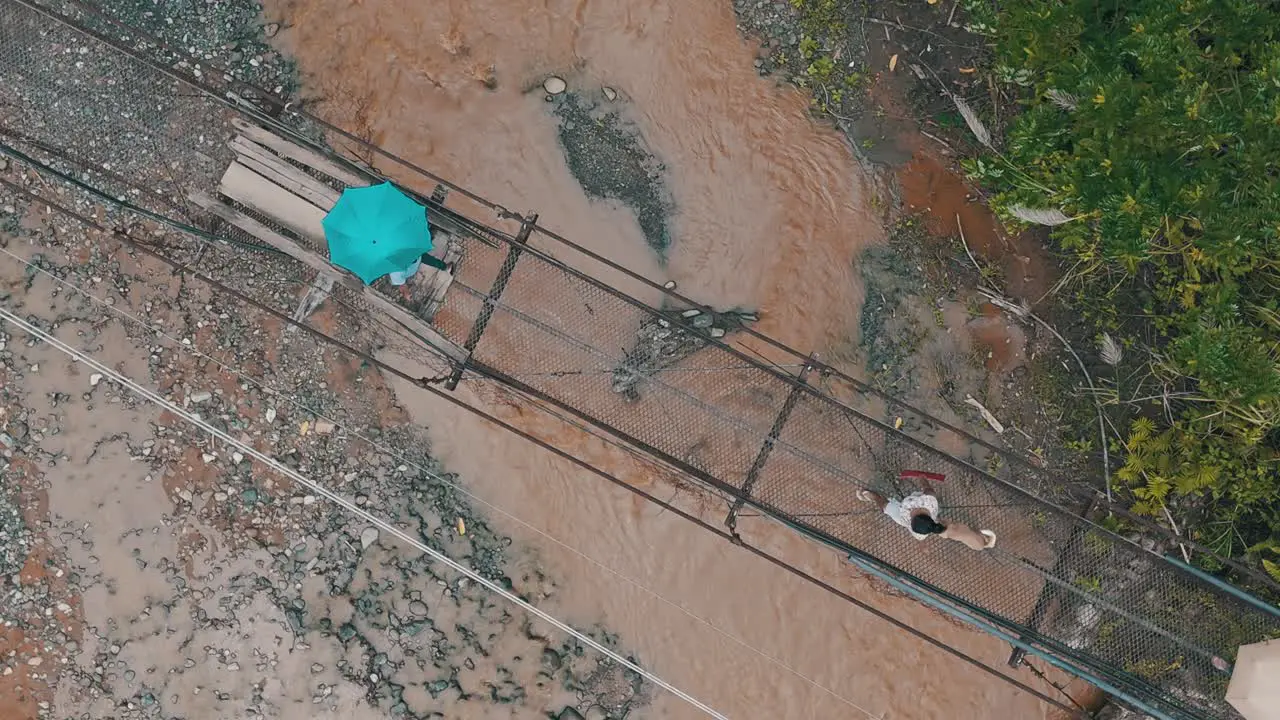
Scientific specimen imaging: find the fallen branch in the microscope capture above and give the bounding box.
[1161,501,1193,564]
[920,130,955,153]
[965,394,1005,434]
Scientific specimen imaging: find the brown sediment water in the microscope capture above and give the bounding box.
[265,0,1087,717]
[269,0,878,353]
[898,152,1055,305]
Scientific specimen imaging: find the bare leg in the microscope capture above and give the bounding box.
[857,489,890,512]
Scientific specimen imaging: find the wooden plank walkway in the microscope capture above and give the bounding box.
[189,121,464,366]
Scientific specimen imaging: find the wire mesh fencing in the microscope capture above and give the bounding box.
[3,2,1279,718]
[436,228,1278,720]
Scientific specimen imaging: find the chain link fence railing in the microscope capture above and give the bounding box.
[3,2,1279,718]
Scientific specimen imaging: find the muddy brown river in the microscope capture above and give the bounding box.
[265,0,1085,716]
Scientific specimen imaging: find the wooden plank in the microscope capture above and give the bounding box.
[428,269,454,315]
[415,267,444,316]
[230,135,340,210]
[230,119,499,251]
[360,285,465,364]
[442,234,462,263]
[231,118,371,187]
[189,190,357,290]
[219,161,328,242]
[191,190,464,365]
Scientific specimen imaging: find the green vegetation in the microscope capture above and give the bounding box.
[967,0,1280,579]
[790,0,863,113]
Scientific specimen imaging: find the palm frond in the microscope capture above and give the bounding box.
[1045,88,1079,110]
[1008,205,1074,226]
[952,96,992,148]
[1099,333,1123,366]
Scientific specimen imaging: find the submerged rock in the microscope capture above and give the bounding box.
[543,76,567,95]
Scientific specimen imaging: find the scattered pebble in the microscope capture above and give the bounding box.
[360,527,379,549]
[543,76,567,95]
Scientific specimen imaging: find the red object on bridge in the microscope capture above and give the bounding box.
[899,470,946,483]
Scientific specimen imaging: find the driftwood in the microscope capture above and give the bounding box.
[611,307,757,400]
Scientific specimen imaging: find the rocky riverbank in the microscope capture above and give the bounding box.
[0,4,651,719]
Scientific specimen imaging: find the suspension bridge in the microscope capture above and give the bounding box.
[1,1,1278,718]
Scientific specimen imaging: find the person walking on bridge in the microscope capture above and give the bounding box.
[857,474,997,551]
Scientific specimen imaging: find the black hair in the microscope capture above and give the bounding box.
[910,514,946,535]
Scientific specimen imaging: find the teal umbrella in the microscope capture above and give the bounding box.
[322,182,434,285]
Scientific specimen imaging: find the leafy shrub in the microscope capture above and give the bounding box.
[971,0,1280,566]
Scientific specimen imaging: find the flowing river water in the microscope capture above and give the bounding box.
[265,0,1086,717]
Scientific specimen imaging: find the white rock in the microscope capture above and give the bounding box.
[265,407,277,424]
[603,86,617,101]
[190,391,213,404]
[360,527,379,549]
[314,421,336,435]
[201,453,215,464]
[89,373,103,387]
[709,327,726,338]
[543,76,567,95]
[232,452,244,464]
[663,280,677,290]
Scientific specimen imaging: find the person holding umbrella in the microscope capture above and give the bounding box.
[322,181,451,301]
